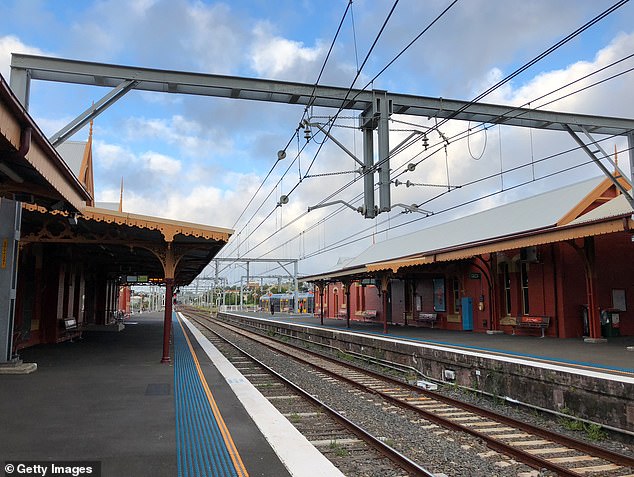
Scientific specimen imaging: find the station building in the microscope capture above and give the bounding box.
[0,73,232,365]
[308,173,633,341]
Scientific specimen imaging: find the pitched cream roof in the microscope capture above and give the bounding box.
[343,177,603,270]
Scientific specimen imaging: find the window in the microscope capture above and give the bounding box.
[501,263,512,316]
[520,262,530,315]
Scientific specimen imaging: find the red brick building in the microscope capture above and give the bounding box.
[310,174,633,340]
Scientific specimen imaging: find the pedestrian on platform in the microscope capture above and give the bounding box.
[270,301,274,315]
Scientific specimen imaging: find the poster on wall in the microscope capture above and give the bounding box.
[433,278,446,312]
[612,289,626,311]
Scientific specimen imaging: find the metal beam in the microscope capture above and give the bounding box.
[49,79,138,146]
[11,54,634,136]
[376,91,391,212]
[629,132,634,187]
[362,123,376,219]
[214,257,297,263]
[580,127,633,189]
[565,125,634,209]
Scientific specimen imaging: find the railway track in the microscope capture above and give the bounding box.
[183,308,634,477]
[179,310,432,476]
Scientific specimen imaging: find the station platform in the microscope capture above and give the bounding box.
[239,311,634,375]
[0,312,344,477]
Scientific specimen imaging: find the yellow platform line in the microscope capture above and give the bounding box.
[177,317,250,477]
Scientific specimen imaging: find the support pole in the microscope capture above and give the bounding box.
[319,282,325,326]
[362,125,376,218]
[376,92,391,213]
[160,243,177,363]
[9,66,30,109]
[629,132,634,192]
[381,275,390,334]
[0,198,21,363]
[582,238,602,340]
[294,261,299,314]
[345,282,351,329]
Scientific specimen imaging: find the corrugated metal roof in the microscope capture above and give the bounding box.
[55,141,86,177]
[568,193,634,225]
[344,177,603,270]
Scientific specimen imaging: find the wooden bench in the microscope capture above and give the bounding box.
[337,310,347,319]
[361,309,378,322]
[63,318,78,332]
[60,317,82,341]
[513,316,550,338]
[414,312,438,328]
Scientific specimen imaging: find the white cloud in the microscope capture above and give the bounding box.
[94,141,136,168]
[0,35,45,80]
[124,114,234,158]
[142,151,182,174]
[249,22,325,80]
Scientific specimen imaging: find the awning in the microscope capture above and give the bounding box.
[0,74,90,212]
[21,205,233,286]
[368,216,632,273]
[302,266,369,283]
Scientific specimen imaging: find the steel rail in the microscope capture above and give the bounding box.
[183,310,435,477]
[196,309,634,476]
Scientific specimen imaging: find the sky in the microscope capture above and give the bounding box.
[1,0,633,286]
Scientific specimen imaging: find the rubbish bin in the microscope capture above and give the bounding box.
[600,308,621,337]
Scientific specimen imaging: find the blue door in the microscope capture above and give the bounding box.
[461,297,473,331]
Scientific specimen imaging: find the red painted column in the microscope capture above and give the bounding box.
[345,284,351,329]
[161,278,174,363]
[381,275,389,334]
[319,283,324,326]
[583,237,602,340]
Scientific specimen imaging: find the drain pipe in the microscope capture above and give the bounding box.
[19,126,32,157]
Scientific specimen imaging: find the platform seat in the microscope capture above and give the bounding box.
[59,317,82,342]
[414,312,438,328]
[361,309,378,322]
[513,316,550,338]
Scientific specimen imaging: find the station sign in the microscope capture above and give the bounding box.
[121,275,151,284]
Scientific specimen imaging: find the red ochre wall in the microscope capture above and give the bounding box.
[592,232,633,335]
[313,231,634,337]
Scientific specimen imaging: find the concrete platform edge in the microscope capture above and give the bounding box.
[179,313,345,477]
[0,362,37,374]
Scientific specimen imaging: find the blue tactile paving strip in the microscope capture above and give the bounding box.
[173,313,248,477]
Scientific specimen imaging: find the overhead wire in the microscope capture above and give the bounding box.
[243,65,634,272]
[218,0,403,269]
[217,1,631,280]
[227,0,460,260]
[219,1,354,260]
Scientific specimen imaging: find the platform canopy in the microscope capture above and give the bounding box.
[0,74,90,212]
[21,205,233,286]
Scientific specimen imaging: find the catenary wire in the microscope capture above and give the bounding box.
[216,2,630,278]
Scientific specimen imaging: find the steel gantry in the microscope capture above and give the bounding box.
[10,53,634,216]
[211,258,300,312]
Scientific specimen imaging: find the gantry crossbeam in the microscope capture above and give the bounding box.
[10,54,634,136]
[10,53,634,217]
